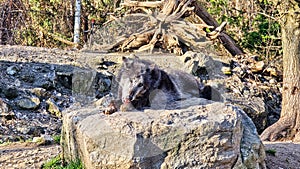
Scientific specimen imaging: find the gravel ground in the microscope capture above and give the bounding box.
[0,142,61,169]
[0,141,300,169]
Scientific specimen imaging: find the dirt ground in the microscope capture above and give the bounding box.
[0,142,60,169]
[264,141,300,169]
[0,141,299,168]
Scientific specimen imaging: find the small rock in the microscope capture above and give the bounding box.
[232,66,242,73]
[96,76,111,94]
[120,102,135,112]
[32,135,53,145]
[14,79,21,87]
[94,94,112,107]
[0,99,9,113]
[251,61,265,73]
[180,51,223,80]
[16,126,31,135]
[221,66,231,75]
[17,97,40,110]
[6,65,19,75]
[31,88,47,98]
[3,87,19,99]
[266,67,278,76]
[269,78,276,84]
[28,126,45,136]
[33,78,54,90]
[46,98,61,117]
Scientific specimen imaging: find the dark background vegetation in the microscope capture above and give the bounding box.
[0,0,281,60]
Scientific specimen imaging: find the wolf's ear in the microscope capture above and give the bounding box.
[122,56,133,69]
[149,64,161,85]
[122,56,128,62]
[147,64,161,88]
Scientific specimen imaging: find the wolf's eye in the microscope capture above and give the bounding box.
[137,83,143,87]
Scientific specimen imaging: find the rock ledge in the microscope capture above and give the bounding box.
[62,101,266,169]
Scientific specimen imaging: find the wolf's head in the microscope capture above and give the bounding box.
[118,56,161,105]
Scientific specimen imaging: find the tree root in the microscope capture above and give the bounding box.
[260,117,292,141]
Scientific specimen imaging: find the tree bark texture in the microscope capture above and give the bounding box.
[260,0,300,141]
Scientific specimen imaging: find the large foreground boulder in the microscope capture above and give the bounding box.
[61,100,266,169]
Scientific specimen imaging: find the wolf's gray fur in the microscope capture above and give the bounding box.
[107,56,220,112]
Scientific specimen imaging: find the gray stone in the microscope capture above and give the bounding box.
[32,134,53,145]
[3,87,19,99]
[226,94,268,134]
[46,98,61,117]
[72,68,97,99]
[17,97,40,110]
[97,76,111,93]
[33,78,54,90]
[179,51,224,80]
[6,65,19,76]
[61,101,266,169]
[31,88,47,98]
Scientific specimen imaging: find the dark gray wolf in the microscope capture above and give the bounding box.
[104,56,221,114]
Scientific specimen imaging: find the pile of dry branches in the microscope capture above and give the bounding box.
[105,0,231,55]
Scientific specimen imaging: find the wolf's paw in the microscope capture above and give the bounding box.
[120,102,135,112]
[103,101,118,115]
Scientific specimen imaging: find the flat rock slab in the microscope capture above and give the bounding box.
[62,101,266,169]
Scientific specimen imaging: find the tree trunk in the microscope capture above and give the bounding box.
[260,1,300,141]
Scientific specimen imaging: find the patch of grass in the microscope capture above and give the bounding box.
[42,155,62,168]
[52,135,61,144]
[25,138,33,143]
[0,141,11,146]
[42,155,83,169]
[265,149,276,156]
[64,159,83,169]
